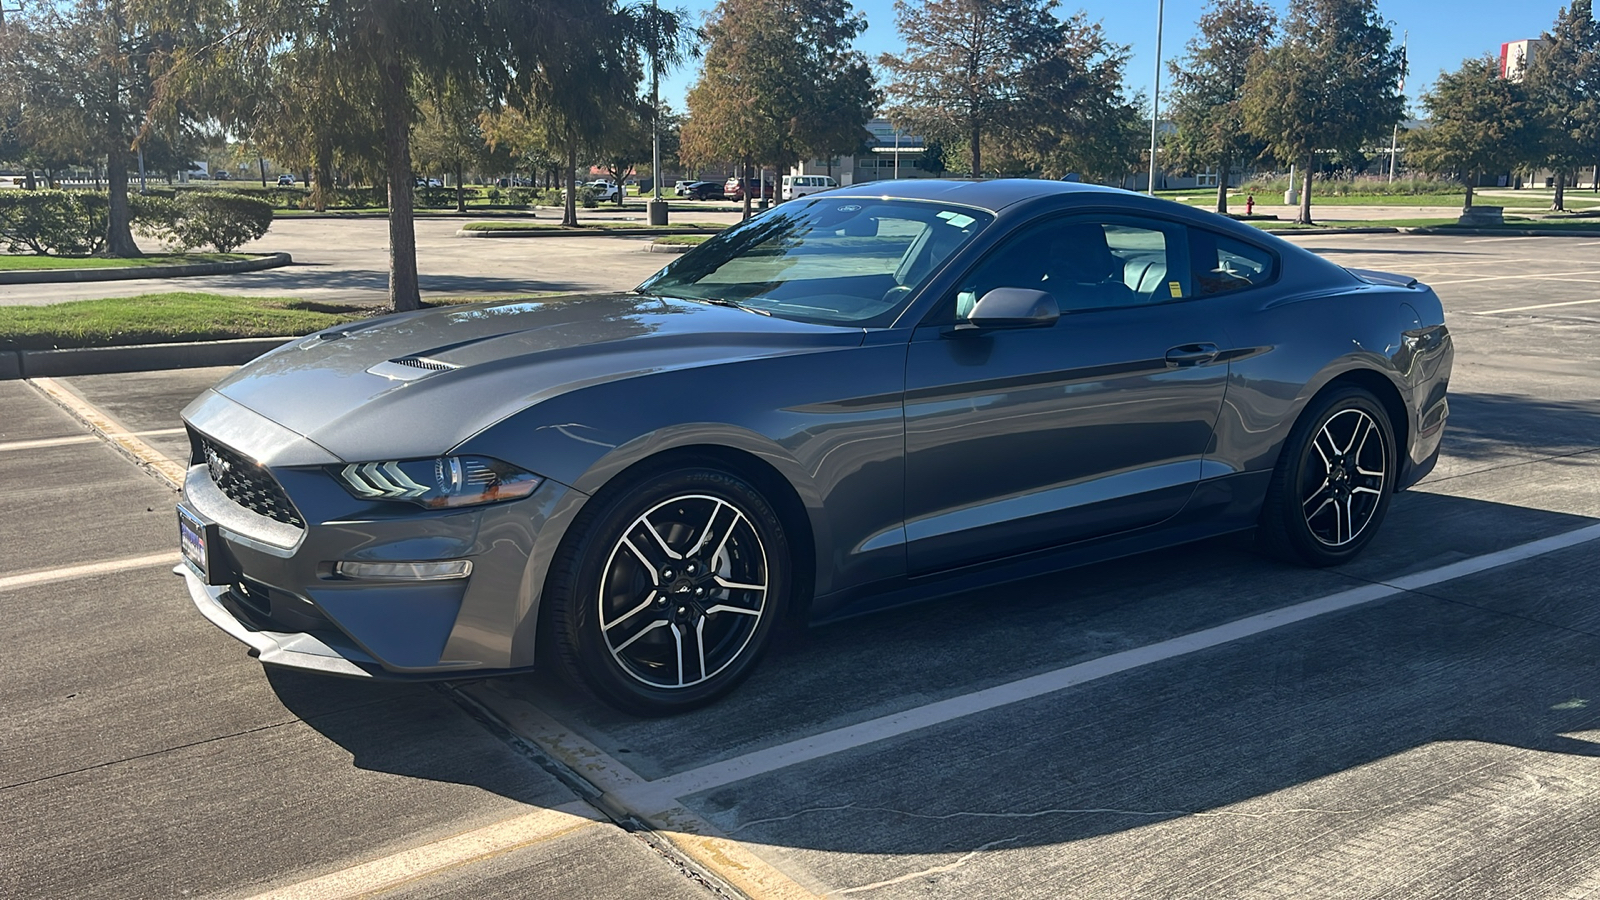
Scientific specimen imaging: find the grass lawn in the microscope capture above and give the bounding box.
[0,292,565,351]
[0,253,248,271]
[460,220,725,232]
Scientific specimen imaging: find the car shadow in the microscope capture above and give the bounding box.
[263,668,573,808]
[1434,391,1600,464]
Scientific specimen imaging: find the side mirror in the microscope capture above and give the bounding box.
[955,288,1060,332]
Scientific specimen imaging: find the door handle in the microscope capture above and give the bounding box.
[1165,343,1221,366]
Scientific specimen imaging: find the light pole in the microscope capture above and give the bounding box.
[647,0,669,225]
[1147,0,1165,195]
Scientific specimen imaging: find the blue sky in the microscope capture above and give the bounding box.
[658,0,1571,117]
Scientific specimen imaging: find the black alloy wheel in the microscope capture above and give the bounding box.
[1259,386,1396,567]
[545,466,790,715]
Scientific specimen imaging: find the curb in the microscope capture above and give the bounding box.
[647,242,698,253]
[1259,227,1402,235]
[1403,226,1600,237]
[457,227,725,239]
[0,336,294,380]
[0,252,292,285]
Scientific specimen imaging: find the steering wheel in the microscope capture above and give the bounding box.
[880,285,914,305]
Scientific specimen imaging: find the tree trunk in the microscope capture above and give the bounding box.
[563,134,578,227]
[379,48,421,312]
[101,147,142,258]
[1592,162,1597,192]
[24,171,36,190]
[1464,179,1474,211]
[969,122,981,178]
[1294,155,1314,225]
[1553,169,1566,211]
[455,160,466,213]
[1215,159,1230,215]
[312,139,334,212]
[258,156,267,188]
[741,157,753,221]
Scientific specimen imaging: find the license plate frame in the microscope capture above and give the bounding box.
[178,506,230,585]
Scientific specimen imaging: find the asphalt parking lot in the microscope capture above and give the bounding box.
[3,229,1599,898]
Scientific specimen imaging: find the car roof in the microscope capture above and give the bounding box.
[825,178,1131,212]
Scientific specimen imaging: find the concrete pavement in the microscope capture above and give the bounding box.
[2,231,1598,898]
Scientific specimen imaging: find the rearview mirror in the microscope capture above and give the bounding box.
[841,216,879,237]
[958,288,1060,331]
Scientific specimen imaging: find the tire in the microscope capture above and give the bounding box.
[544,466,790,715]
[1258,386,1397,567]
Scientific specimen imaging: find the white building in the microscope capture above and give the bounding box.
[791,119,937,185]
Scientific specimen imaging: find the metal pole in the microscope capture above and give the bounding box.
[1148,0,1165,195]
[650,0,660,201]
[647,0,668,225]
[894,128,900,179]
[1388,124,1399,182]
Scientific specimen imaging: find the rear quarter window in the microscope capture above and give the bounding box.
[1188,228,1278,296]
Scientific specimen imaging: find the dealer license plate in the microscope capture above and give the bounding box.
[178,506,210,581]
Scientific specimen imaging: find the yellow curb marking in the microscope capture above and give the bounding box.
[27,377,187,488]
[244,801,605,900]
[458,683,824,900]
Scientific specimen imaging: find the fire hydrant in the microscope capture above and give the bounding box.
[1245,194,1255,215]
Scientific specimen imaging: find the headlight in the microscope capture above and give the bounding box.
[333,456,542,509]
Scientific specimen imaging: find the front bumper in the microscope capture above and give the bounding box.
[175,378,587,679]
[180,460,579,677]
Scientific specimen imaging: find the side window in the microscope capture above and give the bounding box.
[951,217,1190,319]
[1189,228,1278,295]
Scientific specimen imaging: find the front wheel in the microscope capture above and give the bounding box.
[1259,387,1396,567]
[544,467,790,715]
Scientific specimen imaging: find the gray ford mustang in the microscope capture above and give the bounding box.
[177,179,1452,715]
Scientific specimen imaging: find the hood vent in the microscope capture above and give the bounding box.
[393,356,458,371]
[366,356,461,381]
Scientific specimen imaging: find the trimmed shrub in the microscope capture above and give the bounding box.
[0,191,109,255]
[146,192,275,252]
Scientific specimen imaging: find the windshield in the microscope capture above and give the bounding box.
[636,198,993,326]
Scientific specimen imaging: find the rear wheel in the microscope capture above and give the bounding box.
[545,466,789,715]
[1259,387,1396,567]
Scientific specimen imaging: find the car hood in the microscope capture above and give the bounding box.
[197,293,865,462]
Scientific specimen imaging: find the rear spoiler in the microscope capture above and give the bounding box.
[1346,267,1419,289]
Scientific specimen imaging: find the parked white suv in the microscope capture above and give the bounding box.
[782,174,837,200]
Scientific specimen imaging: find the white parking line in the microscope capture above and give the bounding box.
[243,801,605,900]
[1472,297,1600,315]
[1425,269,1600,286]
[0,428,186,453]
[1462,236,1542,243]
[609,522,1600,815]
[0,552,181,591]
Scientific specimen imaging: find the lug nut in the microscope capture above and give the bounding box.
[676,607,687,616]
[695,587,705,596]
[662,568,674,580]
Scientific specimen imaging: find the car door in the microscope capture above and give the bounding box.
[902,213,1233,575]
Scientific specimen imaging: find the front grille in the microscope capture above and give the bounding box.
[201,438,305,528]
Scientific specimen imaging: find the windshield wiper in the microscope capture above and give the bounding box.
[688,296,771,316]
